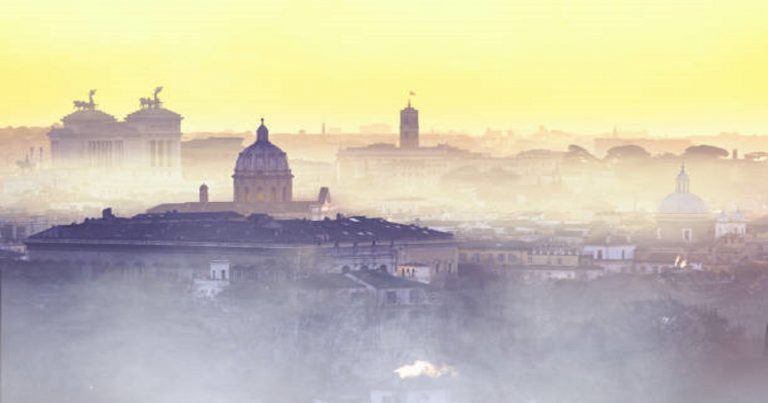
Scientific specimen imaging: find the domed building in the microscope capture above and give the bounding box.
[48,88,182,178]
[148,119,333,220]
[656,165,714,243]
[233,119,293,203]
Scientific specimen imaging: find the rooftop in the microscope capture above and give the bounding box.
[27,211,453,246]
[125,107,182,121]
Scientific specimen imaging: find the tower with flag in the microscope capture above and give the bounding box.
[399,92,419,149]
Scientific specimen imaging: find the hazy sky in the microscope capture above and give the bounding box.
[1,0,767,135]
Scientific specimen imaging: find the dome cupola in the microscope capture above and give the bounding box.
[257,118,269,143]
[657,164,708,215]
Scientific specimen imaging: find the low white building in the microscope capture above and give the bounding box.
[396,263,436,284]
[582,236,635,274]
[715,210,747,239]
[515,265,604,281]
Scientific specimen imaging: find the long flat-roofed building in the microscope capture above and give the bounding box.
[25,209,458,283]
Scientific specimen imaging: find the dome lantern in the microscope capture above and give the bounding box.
[676,163,689,193]
[256,118,269,143]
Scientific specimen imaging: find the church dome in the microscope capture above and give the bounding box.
[657,164,709,215]
[658,192,708,215]
[234,119,291,175]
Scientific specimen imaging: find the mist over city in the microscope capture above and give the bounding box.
[3,1,768,402]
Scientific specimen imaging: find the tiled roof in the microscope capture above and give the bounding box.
[27,212,453,246]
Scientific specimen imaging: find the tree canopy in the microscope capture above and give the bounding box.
[565,144,598,163]
[605,144,650,160]
[683,145,729,159]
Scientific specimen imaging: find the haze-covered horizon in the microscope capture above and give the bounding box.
[2,0,768,133]
[4,1,768,402]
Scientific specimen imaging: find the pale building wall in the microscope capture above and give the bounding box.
[582,244,635,261]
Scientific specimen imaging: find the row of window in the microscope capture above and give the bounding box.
[460,252,576,266]
[460,252,522,264]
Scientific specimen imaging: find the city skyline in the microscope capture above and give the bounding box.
[5,2,768,403]
[2,0,768,134]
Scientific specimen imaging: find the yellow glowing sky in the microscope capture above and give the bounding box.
[1,0,768,135]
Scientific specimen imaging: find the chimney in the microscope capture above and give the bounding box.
[199,183,209,203]
[102,208,114,220]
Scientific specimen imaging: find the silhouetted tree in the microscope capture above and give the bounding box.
[683,145,729,159]
[565,144,598,163]
[605,144,650,160]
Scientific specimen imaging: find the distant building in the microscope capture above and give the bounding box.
[582,234,636,274]
[48,88,182,180]
[656,165,713,244]
[457,241,603,281]
[148,119,334,219]
[632,246,696,273]
[25,209,458,282]
[399,100,419,148]
[0,216,51,246]
[715,210,747,239]
[336,101,488,185]
[396,262,436,284]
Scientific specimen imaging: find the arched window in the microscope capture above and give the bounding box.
[282,186,288,201]
[256,187,264,201]
[271,187,277,202]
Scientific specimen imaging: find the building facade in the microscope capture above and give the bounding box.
[457,241,603,280]
[715,210,747,239]
[147,119,333,219]
[336,101,489,187]
[399,100,419,149]
[48,88,182,180]
[233,119,294,203]
[25,210,458,283]
[656,165,714,244]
